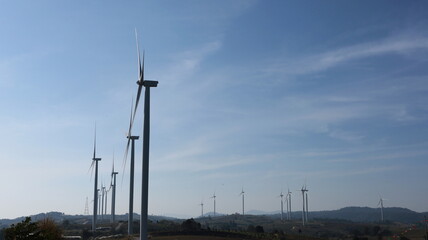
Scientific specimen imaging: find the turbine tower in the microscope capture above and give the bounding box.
[285,193,289,220]
[279,191,284,221]
[111,160,119,223]
[89,125,101,232]
[134,31,158,240]
[240,188,245,216]
[200,201,204,217]
[98,189,101,216]
[210,192,216,216]
[123,98,139,235]
[104,186,109,217]
[84,197,89,215]
[378,196,385,222]
[101,184,105,220]
[305,185,309,222]
[287,189,292,220]
[127,132,139,234]
[300,185,306,225]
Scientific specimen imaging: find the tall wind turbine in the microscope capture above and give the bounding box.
[84,197,89,215]
[285,193,289,220]
[240,188,245,216]
[98,189,101,216]
[279,191,284,221]
[304,185,309,222]
[210,192,216,217]
[123,99,139,235]
[200,201,204,217]
[300,185,306,225]
[89,125,101,232]
[104,186,109,217]
[134,30,159,240]
[101,184,105,220]
[111,160,118,223]
[378,196,385,222]
[287,189,292,220]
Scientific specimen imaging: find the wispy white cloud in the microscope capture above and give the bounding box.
[157,41,222,87]
[266,35,428,75]
[265,165,400,180]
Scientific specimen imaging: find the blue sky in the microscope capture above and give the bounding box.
[1,0,428,219]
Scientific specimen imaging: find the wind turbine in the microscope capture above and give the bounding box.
[279,191,284,221]
[200,201,204,217]
[378,196,385,222]
[84,197,89,215]
[111,159,119,223]
[304,185,309,222]
[98,189,101,217]
[101,184,105,220]
[123,99,139,235]
[89,125,101,232]
[240,187,245,216]
[287,189,292,220]
[210,192,216,217]
[300,185,307,225]
[104,186,109,217]
[135,31,158,240]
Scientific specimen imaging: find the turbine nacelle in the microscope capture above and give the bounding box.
[127,135,140,140]
[143,80,159,88]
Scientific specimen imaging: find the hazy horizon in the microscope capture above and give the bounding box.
[1,1,428,220]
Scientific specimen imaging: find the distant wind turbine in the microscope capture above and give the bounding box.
[123,99,139,235]
[110,159,118,223]
[89,125,101,231]
[98,189,101,217]
[240,187,245,216]
[210,192,216,217]
[305,185,309,222]
[279,191,284,221]
[84,197,89,215]
[101,184,105,220]
[200,201,204,217]
[378,196,386,222]
[287,189,292,220]
[299,184,308,225]
[104,185,109,217]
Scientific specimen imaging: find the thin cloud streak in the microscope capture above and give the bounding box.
[265,35,428,76]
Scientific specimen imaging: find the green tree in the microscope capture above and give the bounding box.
[38,219,62,240]
[181,218,201,232]
[4,217,41,240]
[3,217,62,240]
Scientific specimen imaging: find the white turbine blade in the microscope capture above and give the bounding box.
[88,161,95,180]
[135,28,142,80]
[93,122,97,159]
[132,31,144,125]
[121,98,134,185]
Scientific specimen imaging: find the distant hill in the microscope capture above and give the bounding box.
[269,207,427,224]
[1,206,426,229]
[0,212,177,229]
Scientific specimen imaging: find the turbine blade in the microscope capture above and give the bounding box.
[121,138,131,185]
[88,161,95,180]
[133,85,142,125]
[93,122,97,159]
[135,28,142,81]
[141,50,145,81]
[111,154,115,174]
[121,98,134,185]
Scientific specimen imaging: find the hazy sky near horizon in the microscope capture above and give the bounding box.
[1,1,428,219]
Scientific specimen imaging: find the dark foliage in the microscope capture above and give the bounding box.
[180,218,202,232]
[3,217,62,240]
